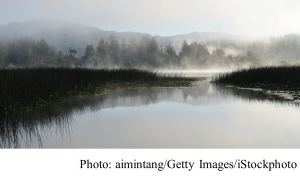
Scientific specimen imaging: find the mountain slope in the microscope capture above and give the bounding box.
[0,18,234,56]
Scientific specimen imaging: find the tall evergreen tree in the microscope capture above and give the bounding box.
[138,35,150,65]
[127,36,138,66]
[146,37,159,67]
[179,40,191,58]
[108,34,120,64]
[83,44,95,59]
[120,39,128,66]
[96,39,108,59]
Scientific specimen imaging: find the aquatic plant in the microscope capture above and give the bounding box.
[213,66,300,90]
[0,68,191,116]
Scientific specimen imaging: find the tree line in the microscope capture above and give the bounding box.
[79,35,213,68]
[207,34,300,66]
[0,36,65,67]
[0,34,271,69]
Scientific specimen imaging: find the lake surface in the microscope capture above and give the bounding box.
[1,73,300,148]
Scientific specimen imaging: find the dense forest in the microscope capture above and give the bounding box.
[1,19,300,69]
[207,34,300,66]
[1,33,300,69]
[0,34,261,69]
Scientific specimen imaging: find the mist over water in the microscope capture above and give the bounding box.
[1,1,300,149]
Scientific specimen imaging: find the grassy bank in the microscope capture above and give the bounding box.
[213,66,300,94]
[0,68,196,116]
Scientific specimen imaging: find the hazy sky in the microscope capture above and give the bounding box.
[1,0,300,37]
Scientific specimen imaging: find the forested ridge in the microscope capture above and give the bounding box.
[0,34,259,69]
[1,33,300,69]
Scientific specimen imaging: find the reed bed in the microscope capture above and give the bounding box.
[213,66,300,90]
[0,68,191,116]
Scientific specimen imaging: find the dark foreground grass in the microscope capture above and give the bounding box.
[213,66,300,90]
[0,68,196,117]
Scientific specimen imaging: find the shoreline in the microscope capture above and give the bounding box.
[2,77,201,117]
[212,66,300,103]
[215,83,300,103]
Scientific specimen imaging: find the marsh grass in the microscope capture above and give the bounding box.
[213,66,300,90]
[0,68,194,116]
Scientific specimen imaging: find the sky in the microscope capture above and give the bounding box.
[1,0,300,37]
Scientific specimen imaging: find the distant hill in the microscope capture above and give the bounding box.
[155,31,234,45]
[0,18,151,56]
[155,32,235,52]
[0,18,235,56]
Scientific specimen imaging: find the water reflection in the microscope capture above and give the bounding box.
[0,95,107,148]
[212,84,298,107]
[1,79,299,148]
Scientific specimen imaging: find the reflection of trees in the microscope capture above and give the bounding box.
[0,88,176,148]
[181,80,210,100]
[1,80,298,148]
[104,88,174,108]
[0,82,210,148]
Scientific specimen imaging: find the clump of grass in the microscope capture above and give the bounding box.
[0,68,194,116]
[213,66,300,90]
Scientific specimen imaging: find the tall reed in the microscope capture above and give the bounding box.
[0,68,177,116]
[213,66,300,89]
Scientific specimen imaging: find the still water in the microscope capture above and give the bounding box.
[1,75,300,148]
